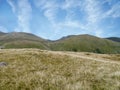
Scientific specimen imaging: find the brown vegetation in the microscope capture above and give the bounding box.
[0,49,120,90]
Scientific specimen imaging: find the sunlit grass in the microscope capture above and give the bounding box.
[0,49,120,90]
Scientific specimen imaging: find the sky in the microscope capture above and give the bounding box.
[0,0,120,40]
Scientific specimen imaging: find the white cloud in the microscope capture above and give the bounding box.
[7,0,32,32]
[0,26,8,32]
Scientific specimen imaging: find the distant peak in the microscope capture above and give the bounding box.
[0,31,7,35]
[106,37,120,42]
[0,31,6,33]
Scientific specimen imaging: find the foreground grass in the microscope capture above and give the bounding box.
[0,49,120,90]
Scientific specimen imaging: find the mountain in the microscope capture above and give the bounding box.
[0,32,120,54]
[106,37,120,42]
[0,32,49,49]
[0,32,7,36]
[50,34,120,54]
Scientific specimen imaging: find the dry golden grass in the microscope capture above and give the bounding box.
[0,49,120,90]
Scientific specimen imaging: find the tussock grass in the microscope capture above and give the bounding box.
[102,54,120,61]
[0,49,120,90]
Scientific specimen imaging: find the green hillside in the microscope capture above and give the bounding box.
[0,32,49,49]
[50,34,120,54]
[0,32,120,54]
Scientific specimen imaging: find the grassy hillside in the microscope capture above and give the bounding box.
[0,32,49,49]
[0,49,120,90]
[0,32,120,54]
[50,35,120,54]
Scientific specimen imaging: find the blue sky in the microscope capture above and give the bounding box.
[0,0,120,40]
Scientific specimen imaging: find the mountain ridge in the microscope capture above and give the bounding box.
[50,34,120,54]
[0,32,49,49]
[0,31,119,54]
[106,37,120,42]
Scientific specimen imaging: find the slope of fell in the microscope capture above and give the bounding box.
[50,34,120,54]
[0,32,49,49]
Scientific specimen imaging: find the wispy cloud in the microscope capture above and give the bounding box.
[7,0,16,13]
[7,0,32,32]
[33,0,120,38]
[34,0,83,29]
[56,0,103,36]
[83,0,104,36]
[33,0,97,37]
[84,0,101,24]
[43,2,58,24]
[6,0,120,39]
[62,0,82,9]
[34,0,58,24]
[105,1,120,18]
